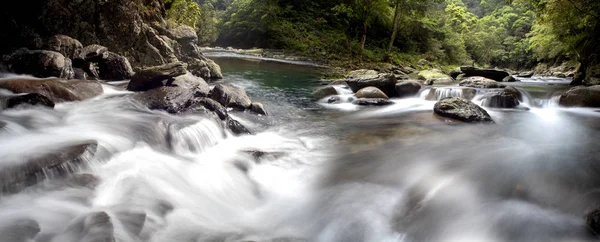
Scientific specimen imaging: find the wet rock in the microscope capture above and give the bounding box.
[418,69,454,84]
[66,173,100,189]
[78,44,109,62]
[172,72,210,97]
[355,86,389,99]
[0,219,40,242]
[345,70,397,96]
[517,72,534,78]
[504,86,522,101]
[227,118,251,135]
[585,209,600,235]
[7,49,74,79]
[460,66,510,82]
[559,85,600,108]
[313,85,339,99]
[133,86,193,113]
[481,92,520,108]
[459,76,505,88]
[73,68,88,80]
[127,62,187,91]
[98,52,134,81]
[352,98,394,106]
[0,142,97,193]
[395,81,422,98]
[5,93,55,109]
[250,102,268,115]
[434,97,494,123]
[44,35,83,59]
[0,78,102,103]
[209,84,252,110]
[327,96,342,103]
[187,97,228,120]
[502,75,519,82]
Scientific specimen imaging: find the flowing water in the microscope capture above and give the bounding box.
[1,55,600,242]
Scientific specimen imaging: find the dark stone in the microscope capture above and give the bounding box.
[559,85,600,107]
[187,98,228,120]
[352,98,394,106]
[434,97,494,123]
[0,78,103,103]
[250,102,268,115]
[227,118,251,135]
[459,76,505,88]
[209,84,252,110]
[504,86,522,101]
[449,68,463,80]
[480,92,520,108]
[78,44,108,62]
[313,85,338,100]
[7,49,74,79]
[98,52,134,81]
[6,93,55,109]
[127,62,187,91]
[460,66,510,82]
[172,72,209,97]
[345,70,397,97]
[0,142,97,193]
[133,86,193,113]
[43,35,83,59]
[327,96,341,103]
[395,81,422,98]
[586,209,600,235]
[73,68,88,80]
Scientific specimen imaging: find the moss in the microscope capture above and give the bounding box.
[418,69,450,80]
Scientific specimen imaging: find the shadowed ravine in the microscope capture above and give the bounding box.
[1,56,600,242]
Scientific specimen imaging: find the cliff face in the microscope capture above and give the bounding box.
[0,0,221,79]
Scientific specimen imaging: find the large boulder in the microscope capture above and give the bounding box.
[395,81,422,98]
[98,52,134,81]
[0,78,102,102]
[2,93,55,109]
[172,72,210,97]
[43,35,83,59]
[417,69,454,84]
[127,62,187,91]
[133,86,194,113]
[227,118,251,135]
[504,86,522,101]
[186,97,228,120]
[313,85,339,100]
[345,70,396,96]
[352,98,394,106]
[166,25,198,42]
[460,66,509,82]
[78,44,109,62]
[7,49,74,79]
[480,92,520,108]
[434,97,494,123]
[355,86,389,99]
[558,85,600,107]
[209,84,252,110]
[459,77,505,88]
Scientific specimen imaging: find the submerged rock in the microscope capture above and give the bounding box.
[98,52,134,81]
[352,98,394,106]
[313,85,339,100]
[480,92,520,108]
[559,85,600,107]
[434,97,494,123]
[227,118,251,135]
[355,86,389,99]
[460,66,509,82]
[209,84,252,110]
[0,219,41,242]
[127,62,187,91]
[7,49,74,79]
[345,70,396,97]
[0,78,102,103]
[44,35,83,59]
[395,81,422,98]
[459,76,505,88]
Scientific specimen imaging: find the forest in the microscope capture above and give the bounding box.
[163,0,600,72]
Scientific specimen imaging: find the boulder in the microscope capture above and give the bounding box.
[345,70,396,96]
[327,96,342,103]
[166,25,198,42]
[4,93,55,109]
[460,66,510,82]
[209,84,252,110]
[0,142,96,193]
[186,97,228,120]
[7,49,74,79]
[504,86,522,101]
[417,69,454,84]
[355,86,389,99]
[449,67,463,80]
[502,76,519,82]
[517,72,534,78]
[559,85,600,107]
[206,59,224,79]
[250,102,267,115]
[582,63,600,86]
[352,98,394,106]
[0,78,102,103]
[480,92,520,108]
[171,72,210,97]
[227,118,251,135]
[43,35,83,59]
[133,86,194,113]
[313,85,339,99]
[98,52,134,81]
[127,62,187,91]
[78,44,109,62]
[459,77,505,88]
[395,81,422,98]
[434,97,494,123]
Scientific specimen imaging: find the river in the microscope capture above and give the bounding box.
[0,54,599,242]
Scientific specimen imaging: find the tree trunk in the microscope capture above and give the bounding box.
[387,2,402,54]
[360,22,367,59]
